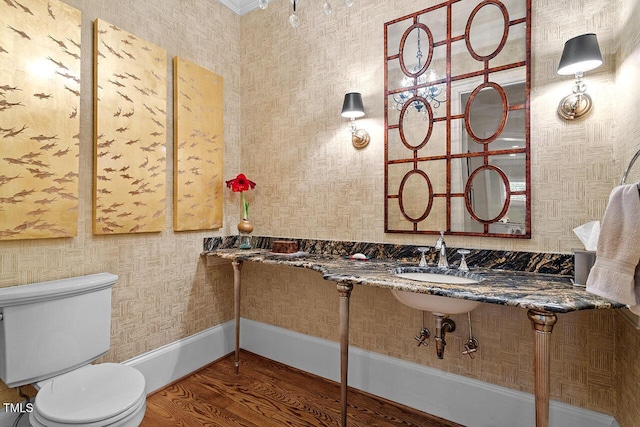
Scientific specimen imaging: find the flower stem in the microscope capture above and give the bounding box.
[241,191,249,219]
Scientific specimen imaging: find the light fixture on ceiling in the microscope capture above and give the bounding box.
[557,33,603,120]
[258,0,355,28]
[341,92,370,149]
[393,20,445,117]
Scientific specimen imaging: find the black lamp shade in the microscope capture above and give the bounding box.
[341,92,365,118]
[557,33,603,75]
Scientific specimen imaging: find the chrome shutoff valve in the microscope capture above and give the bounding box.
[462,338,479,358]
[415,328,430,347]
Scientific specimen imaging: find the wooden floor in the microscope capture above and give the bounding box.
[141,350,463,427]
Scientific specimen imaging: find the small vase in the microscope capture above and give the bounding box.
[237,218,253,249]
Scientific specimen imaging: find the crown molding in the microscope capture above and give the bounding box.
[218,0,258,16]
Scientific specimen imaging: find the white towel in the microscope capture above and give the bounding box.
[586,183,640,314]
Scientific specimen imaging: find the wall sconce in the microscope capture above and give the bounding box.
[557,33,603,120]
[341,92,370,149]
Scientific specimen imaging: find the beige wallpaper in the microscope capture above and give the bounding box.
[240,0,620,254]
[615,312,640,426]
[240,263,619,413]
[0,0,239,404]
[612,0,640,424]
[615,0,640,182]
[0,0,637,425]
[239,0,639,424]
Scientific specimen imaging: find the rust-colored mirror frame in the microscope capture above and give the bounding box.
[384,0,531,238]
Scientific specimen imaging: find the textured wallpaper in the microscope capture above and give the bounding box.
[0,0,239,404]
[240,0,620,255]
[0,0,636,424]
[612,0,640,424]
[239,0,638,422]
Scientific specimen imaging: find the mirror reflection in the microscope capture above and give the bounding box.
[400,170,433,221]
[466,83,507,143]
[384,0,530,237]
[400,25,432,78]
[466,1,509,59]
[400,97,433,149]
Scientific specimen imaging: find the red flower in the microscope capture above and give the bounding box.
[226,174,256,219]
[225,174,256,193]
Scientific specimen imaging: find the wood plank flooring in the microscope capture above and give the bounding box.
[141,350,463,427]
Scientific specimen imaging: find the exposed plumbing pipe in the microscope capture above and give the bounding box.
[434,314,455,359]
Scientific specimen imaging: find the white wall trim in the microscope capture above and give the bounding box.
[123,320,235,394]
[218,0,258,16]
[240,318,617,427]
[0,318,618,427]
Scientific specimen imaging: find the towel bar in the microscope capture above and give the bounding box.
[621,148,640,185]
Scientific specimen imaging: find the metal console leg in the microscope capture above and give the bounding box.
[337,283,353,427]
[527,309,558,427]
[233,260,243,374]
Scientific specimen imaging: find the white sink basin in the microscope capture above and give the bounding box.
[391,268,482,315]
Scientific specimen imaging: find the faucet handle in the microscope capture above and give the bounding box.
[435,231,445,249]
[417,247,430,267]
[462,337,479,358]
[414,328,430,347]
[457,249,470,271]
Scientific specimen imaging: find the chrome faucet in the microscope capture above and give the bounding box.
[434,231,449,269]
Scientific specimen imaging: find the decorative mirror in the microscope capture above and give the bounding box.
[384,0,531,238]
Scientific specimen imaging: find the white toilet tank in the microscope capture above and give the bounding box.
[0,273,118,387]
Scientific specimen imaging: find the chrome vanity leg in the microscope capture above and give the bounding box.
[233,260,243,374]
[337,283,353,427]
[527,309,558,427]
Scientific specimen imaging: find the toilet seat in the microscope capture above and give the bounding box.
[30,363,146,427]
[30,395,145,427]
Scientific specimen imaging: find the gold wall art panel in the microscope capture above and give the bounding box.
[173,57,223,231]
[0,0,81,240]
[93,19,167,235]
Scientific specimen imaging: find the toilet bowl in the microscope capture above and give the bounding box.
[30,364,146,427]
[0,273,147,427]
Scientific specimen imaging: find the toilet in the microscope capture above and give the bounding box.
[0,273,146,426]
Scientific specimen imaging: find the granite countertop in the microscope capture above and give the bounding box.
[204,248,625,314]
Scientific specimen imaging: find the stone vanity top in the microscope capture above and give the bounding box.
[203,237,625,314]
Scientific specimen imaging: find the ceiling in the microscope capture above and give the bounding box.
[218,0,258,15]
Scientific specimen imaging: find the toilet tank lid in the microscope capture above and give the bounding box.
[0,273,118,307]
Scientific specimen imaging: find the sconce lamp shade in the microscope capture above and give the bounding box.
[341,92,365,118]
[341,92,370,148]
[557,33,603,75]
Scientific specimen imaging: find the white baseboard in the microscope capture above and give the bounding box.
[0,318,617,427]
[123,321,235,394]
[240,318,617,427]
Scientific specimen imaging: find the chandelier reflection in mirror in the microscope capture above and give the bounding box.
[384,0,531,239]
[393,19,446,117]
[258,0,355,28]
